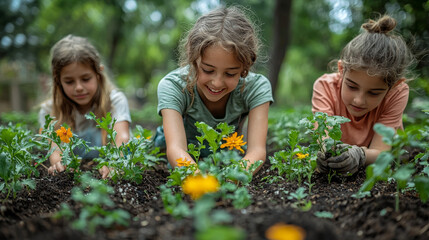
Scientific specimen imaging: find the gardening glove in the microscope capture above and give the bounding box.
[316,151,329,173]
[326,144,366,175]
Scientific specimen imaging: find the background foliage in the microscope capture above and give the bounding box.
[1,0,428,118]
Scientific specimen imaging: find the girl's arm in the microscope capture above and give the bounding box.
[362,132,391,165]
[243,102,270,174]
[161,108,195,168]
[114,121,130,147]
[48,142,66,174]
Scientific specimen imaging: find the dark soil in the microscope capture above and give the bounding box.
[0,148,428,240]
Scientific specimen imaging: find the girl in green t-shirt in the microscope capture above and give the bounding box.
[157,6,273,174]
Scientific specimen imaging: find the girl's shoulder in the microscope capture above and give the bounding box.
[241,72,271,88]
[160,67,188,84]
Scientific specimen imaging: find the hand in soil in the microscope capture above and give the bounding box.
[326,144,365,175]
[48,161,66,175]
[99,165,114,179]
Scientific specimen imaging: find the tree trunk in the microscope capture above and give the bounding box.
[268,0,292,102]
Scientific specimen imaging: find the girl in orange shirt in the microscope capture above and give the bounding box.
[312,15,415,175]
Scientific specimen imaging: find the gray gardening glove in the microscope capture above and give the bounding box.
[326,144,366,175]
[316,151,329,173]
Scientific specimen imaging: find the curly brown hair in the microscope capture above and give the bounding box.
[339,15,415,88]
[179,6,260,100]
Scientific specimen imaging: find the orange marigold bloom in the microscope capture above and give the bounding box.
[55,126,72,143]
[296,153,309,160]
[182,175,220,200]
[220,132,247,153]
[265,223,306,240]
[176,157,192,167]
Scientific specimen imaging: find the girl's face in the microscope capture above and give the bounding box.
[196,44,243,107]
[340,68,389,118]
[60,62,99,113]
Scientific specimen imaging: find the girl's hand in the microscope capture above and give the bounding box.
[48,162,66,175]
[326,144,366,175]
[99,165,112,179]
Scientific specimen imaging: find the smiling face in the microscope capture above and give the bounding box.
[60,62,99,113]
[196,44,243,110]
[339,63,389,118]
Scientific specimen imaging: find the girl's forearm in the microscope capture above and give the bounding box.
[362,147,381,165]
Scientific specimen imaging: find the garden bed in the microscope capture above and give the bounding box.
[1,156,428,240]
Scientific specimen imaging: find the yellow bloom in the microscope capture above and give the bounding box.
[296,153,309,160]
[136,135,141,139]
[182,175,220,200]
[55,126,72,143]
[220,132,247,153]
[265,223,306,240]
[176,157,192,167]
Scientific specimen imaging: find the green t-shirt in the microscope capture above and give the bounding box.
[157,67,273,147]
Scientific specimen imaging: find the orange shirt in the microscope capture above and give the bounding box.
[312,73,409,147]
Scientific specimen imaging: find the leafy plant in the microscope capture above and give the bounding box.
[299,111,350,157]
[287,187,312,211]
[86,112,164,183]
[55,173,130,234]
[357,123,429,211]
[37,115,88,178]
[268,130,316,188]
[0,123,38,200]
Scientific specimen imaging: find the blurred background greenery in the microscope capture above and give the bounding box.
[1,0,428,128]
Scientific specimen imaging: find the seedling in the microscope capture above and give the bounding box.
[358,123,429,211]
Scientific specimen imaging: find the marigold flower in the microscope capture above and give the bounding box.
[182,175,220,200]
[176,157,192,167]
[220,132,247,153]
[296,153,309,160]
[265,223,306,240]
[55,126,72,143]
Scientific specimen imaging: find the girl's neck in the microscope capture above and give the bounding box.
[202,93,230,119]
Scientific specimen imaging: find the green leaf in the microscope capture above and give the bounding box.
[196,225,245,240]
[414,176,429,203]
[393,164,415,189]
[314,211,334,219]
[374,123,395,145]
[20,179,36,190]
[0,152,11,180]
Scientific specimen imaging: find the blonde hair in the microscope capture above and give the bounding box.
[46,35,114,130]
[179,6,260,100]
[339,15,415,87]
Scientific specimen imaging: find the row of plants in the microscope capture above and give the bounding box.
[1,107,429,239]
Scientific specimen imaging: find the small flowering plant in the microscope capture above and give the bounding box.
[37,115,88,177]
[162,122,261,220]
[181,174,220,200]
[269,129,316,189]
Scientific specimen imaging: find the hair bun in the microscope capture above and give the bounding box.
[362,15,396,34]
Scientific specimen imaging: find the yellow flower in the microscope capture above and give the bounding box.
[296,153,309,160]
[220,132,247,153]
[265,223,306,240]
[55,126,72,143]
[136,135,141,139]
[182,175,220,200]
[176,157,192,167]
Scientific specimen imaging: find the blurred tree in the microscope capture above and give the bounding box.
[0,0,41,61]
[267,0,292,98]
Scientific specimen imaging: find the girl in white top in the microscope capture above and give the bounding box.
[39,35,131,179]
